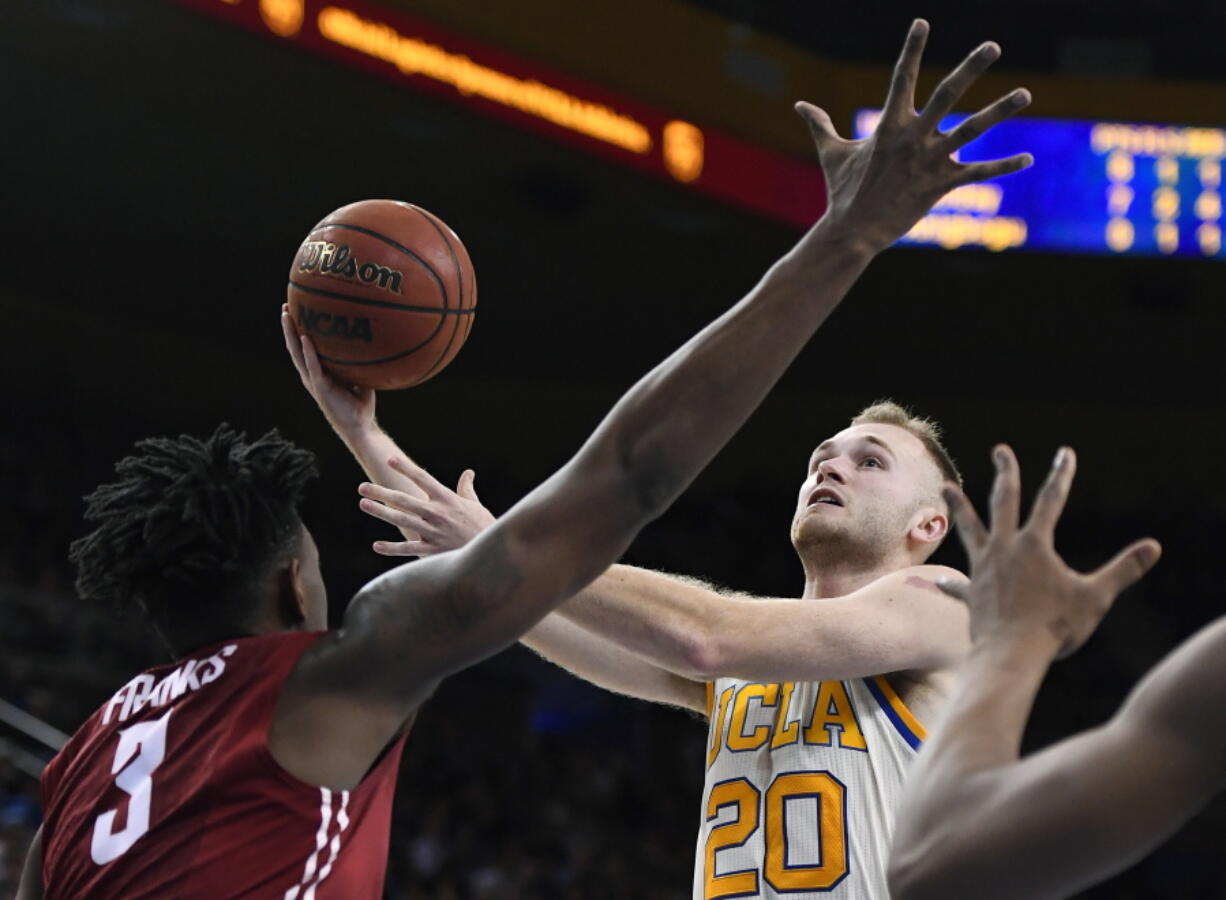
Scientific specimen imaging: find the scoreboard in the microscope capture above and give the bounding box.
[855,110,1224,259]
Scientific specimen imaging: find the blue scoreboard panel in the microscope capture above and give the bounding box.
[854,110,1224,259]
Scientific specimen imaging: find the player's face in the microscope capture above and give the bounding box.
[790,424,939,559]
[294,526,329,631]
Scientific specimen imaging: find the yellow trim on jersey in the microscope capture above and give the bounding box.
[708,686,735,768]
[871,675,928,741]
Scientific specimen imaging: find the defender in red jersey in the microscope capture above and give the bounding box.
[20,30,1034,892]
[41,633,404,898]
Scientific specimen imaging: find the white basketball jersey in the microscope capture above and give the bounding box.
[693,676,926,900]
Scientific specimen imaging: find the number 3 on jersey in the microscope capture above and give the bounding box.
[91,708,174,865]
[705,770,848,898]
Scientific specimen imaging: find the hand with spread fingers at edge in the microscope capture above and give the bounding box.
[937,445,1161,660]
[796,19,1033,256]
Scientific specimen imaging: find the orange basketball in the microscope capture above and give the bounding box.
[286,200,476,390]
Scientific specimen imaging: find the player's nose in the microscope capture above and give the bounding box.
[816,458,847,483]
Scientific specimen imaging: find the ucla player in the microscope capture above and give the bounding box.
[888,448,1215,900]
[354,402,967,899]
[291,22,1035,900]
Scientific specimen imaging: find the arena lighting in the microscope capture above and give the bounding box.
[316,6,652,155]
[856,109,1225,259]
[166,0,827,227]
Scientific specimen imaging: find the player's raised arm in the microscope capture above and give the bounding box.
[888,447,1187,900]
[281,304,428,516]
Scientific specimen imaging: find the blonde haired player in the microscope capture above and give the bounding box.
[355,401,964,898]
[285,22,1035,899]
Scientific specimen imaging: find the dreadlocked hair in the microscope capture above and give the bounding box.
[69,424,318,657]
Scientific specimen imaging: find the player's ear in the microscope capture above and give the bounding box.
[909,505,949,547]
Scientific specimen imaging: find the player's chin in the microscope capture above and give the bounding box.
[791,511,847,545]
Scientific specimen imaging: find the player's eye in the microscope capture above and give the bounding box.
[860,456,882,468]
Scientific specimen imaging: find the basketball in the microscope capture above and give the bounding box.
[286,199,476,390]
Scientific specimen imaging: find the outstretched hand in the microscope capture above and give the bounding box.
[797,19,1033,254]
[282,304,376,438]
[358,455,496,557]
[939,446,1161,659]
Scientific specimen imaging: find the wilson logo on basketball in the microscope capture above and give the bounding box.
[297,241,404,293]
[299,304,373,343]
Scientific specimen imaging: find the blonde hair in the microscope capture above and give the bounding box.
[850,400,962,489]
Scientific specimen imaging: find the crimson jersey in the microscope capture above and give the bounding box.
[40,632,408,899]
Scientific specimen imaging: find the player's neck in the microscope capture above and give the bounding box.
[800,554,907,599]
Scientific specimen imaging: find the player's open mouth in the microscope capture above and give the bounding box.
[807,488,844,508]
